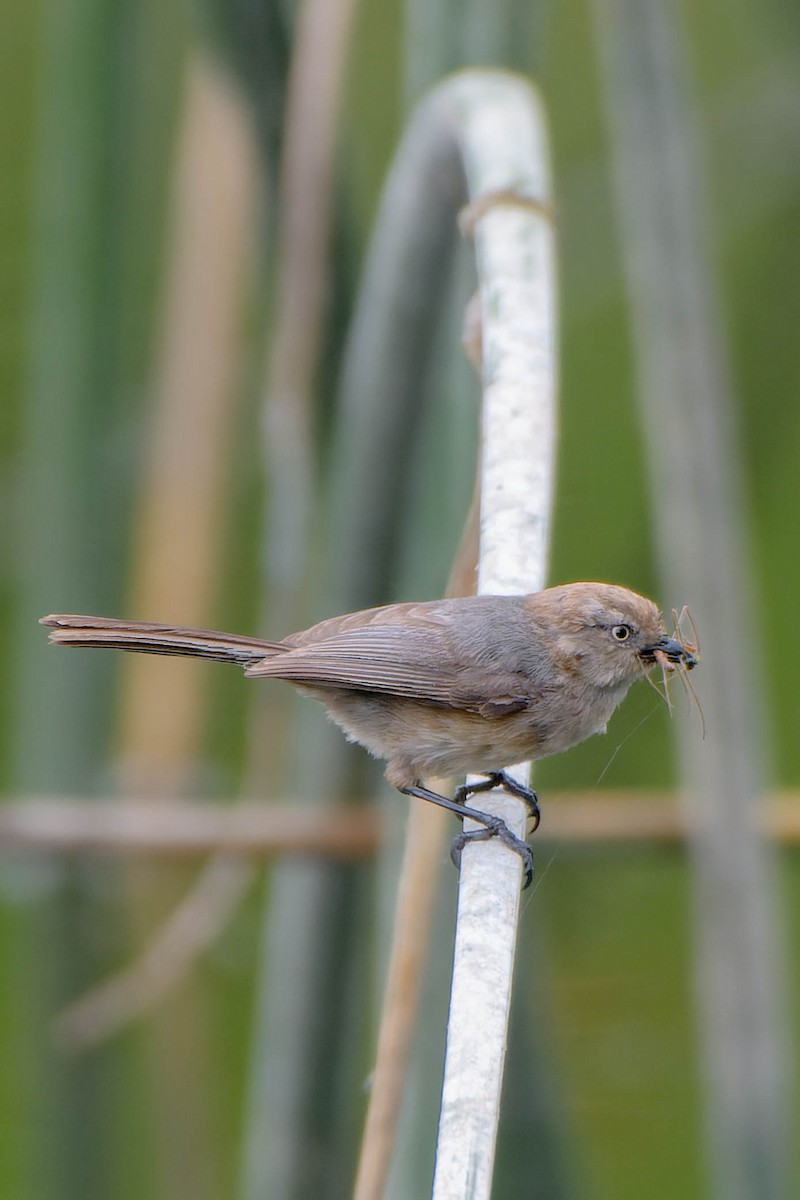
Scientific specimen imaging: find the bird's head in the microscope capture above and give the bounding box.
[532,582,698,690]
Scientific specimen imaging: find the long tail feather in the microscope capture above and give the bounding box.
[40,615,285,666]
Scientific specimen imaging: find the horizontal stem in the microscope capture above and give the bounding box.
[3,794,800,856]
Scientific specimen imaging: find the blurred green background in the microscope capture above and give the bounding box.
[1,1,798,1198]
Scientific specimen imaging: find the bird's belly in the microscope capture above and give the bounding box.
[304,688,546,780]
[299,682,628,786]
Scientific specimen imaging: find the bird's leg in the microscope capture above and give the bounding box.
[400,783,533,889]
[454,771,540,832]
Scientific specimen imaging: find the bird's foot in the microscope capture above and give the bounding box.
[449,820,534,889]
[400,781,535,889]
[454,770,540,832]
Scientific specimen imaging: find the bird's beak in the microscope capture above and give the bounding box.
[640,635,698,671]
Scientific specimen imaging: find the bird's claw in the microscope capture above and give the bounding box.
[454,770,541,832]
[399,779,536,890]
[450,818,534,889]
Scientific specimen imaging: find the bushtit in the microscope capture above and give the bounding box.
[42,582,697,885]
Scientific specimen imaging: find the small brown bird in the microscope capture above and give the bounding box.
[42,582,697,885]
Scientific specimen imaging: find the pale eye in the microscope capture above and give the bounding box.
[611,624,633,642]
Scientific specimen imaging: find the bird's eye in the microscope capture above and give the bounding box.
[611,624,632,642]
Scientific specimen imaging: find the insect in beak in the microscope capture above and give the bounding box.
[640,635,698,671]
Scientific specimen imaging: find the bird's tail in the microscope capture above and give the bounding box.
[40,614,285,667]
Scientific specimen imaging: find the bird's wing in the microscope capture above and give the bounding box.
[245,623,533,717]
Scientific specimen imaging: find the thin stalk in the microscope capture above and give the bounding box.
[421,72,557,1200]
[594,3,792,1198]
[112,52,258,1200]
[12,6,130,1197]
[259,0,361,646]
[353,460,479,1200]
[238,3,366,1196]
